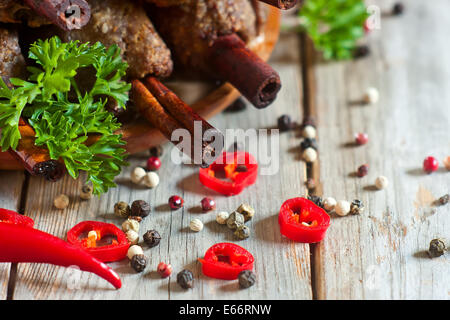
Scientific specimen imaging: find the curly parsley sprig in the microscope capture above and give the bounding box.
[298,0,369,60]
[0,37,131,195]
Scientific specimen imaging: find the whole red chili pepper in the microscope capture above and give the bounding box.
[67,221,130,263]
[0,223,122,289]
[0,208,34,228]
[278,197,330,243]
[199,151,258,196]
[198,243,254,280]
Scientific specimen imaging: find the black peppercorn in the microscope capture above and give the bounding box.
[300,138,318,151]
[428,239,446,258]
[177,269,194,289]
[277,114,292,132]
[350,200,364,215]
[438,194,449,206]
[225,97,247,112]
[307,195,324,209]
[353,45,371,59]
[392,2,404,15]
[130,254,148,273]
[131,200,151,218]
[149,145,163,157]
[143,230,161,248]
[238,270,256,289]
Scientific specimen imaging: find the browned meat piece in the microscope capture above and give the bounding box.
[0,0,51,27]
[150,0,257,74]
[54,0,173,79]
[0,27,26,82]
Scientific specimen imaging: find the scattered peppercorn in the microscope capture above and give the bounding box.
[375,176,389,190]
[238,270,256,289]
[305,178,316,190]
[143,230,161,248]
[114,201,131,218]
[277,114,293,132]
[147,156,162,171]
[216,211,230,225]
[127,245,144,260]
[355,133,369,145]
[350,200,364,215]
[168,195,184,210]
[189,219,204,232]
[301,138,318,152]
[157,262,173,278]
[302,147,317,163]
[363,87,379,104]
[200,197,216,212]
[122,219,140,233]
[142,172,160,188]
[126,230,139,245]
[225,97,247,112]
[54,194,69,210]
[131,200,151,218]
[423,156,439,174]
[302,125,317,139]
[323,197,337,212]
[357,164,369,177]
[236,203,255,222]
[131,167,146,185]
[428,239,446,258]
[131,254,148,273]
[392,2,404,15]
[335,200,351,216]
[226,211,245,230]
[80,185,93,200]
[443,156,450,171]
[234,225,251,240]
[353,45,371,59]
[307,195,324,209]
[177,269,194,289]
[149,145,163,157]
[438,194,449,206]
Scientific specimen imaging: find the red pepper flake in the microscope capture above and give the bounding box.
[278,197,330,243]
[198,243,254,280]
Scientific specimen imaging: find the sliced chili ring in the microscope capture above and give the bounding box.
[198,242,254,280]
[199,151,258,196]
[67,221,130,262]
[0,208,34,228]
[278,197,330,243]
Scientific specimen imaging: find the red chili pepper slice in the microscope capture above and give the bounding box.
[199,151,258,196]
[0,208,34,228]
[198,243,254,280]
[0,223,121,289]
[67,221,130,263]
[278,197,330,243]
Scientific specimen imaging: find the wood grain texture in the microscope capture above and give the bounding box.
[0,171,25,299]
[313,0,450,299]
[11,31,312,299]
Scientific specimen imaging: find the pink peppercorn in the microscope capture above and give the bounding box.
[147,157,162,171]
[201,197,216,212]
[423,156,439,174]
[357,164,369,177]
[355,133,369,145]
[168,195,184,210]
[157,262,172,278]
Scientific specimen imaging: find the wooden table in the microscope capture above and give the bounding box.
[1,0,448,300]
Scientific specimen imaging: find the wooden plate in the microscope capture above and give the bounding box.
[0,6,281,171]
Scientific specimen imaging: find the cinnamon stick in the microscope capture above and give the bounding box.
[23,0,91,30]
[258,0,300,10]
[209,34,281,109]
[8,119,65,181]
[131,79,224,167]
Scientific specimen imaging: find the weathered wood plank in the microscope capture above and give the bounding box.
[0,171,25,300]
[314,0,450,299]
[12,31,312,299]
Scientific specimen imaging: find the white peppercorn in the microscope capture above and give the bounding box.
[190,219,204,232]
[127,245,144,260]
[375,176,389,190]
[302,125,317,139]
[216,211,230,225]
[131,167,146,184]
[302,147,317,163]
[80,185,93,200]
[323,197,337,212]
[335,200,351,216]
[142,172,160,188]
[54,194,69,210]
[363,87,379,104]
[122,219,140,233]
[126,230,139,245]
[236,203,255,222]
